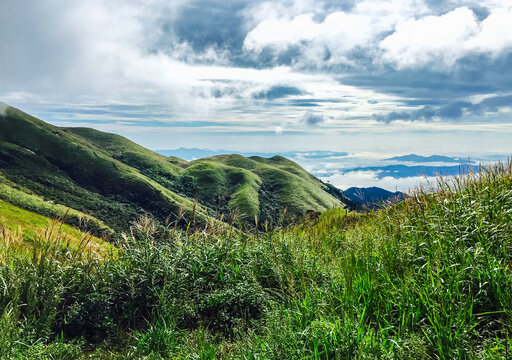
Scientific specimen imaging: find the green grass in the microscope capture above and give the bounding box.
[0,172,112,236]
[65,127,184,178]
[1,161,511,359]
[0,200,113,260]
[63,127,350,226]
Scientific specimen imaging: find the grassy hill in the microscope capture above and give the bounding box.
[0,106,203,233]
[185,154,346,223]
[0,158,510,358]
[0,104,352,234]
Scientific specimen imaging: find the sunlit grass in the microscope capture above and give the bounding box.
[0,161,511,359]
[0,200,114,261]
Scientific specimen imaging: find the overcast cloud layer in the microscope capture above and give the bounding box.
[1,0,511,159]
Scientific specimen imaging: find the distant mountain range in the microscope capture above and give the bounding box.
[386,154,462,163]
[0,104,356,235]
[344,187,404,209]
[157,148,350,161]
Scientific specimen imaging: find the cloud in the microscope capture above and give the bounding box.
[465,6,512,54]
[243,11,375,61]
[242,0,435,67]
[476,94,512,111]
[1,0,512,156]
[241,1,512,74]
[172,1,248,52]
[301,112,329,126]
[380,6,512,69]
[374,94,512,122]
[243,14,319,52]
[380,7,479,68]
[320,170,440,192]
[253,85,304,100]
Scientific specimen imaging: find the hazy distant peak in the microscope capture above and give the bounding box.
[386,154,460,163]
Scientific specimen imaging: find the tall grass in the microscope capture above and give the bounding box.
[0,161,511,359]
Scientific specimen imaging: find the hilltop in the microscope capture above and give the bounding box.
[0,104,353,234]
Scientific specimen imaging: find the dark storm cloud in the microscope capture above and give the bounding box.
[339,53,512,105]
[341,69,497,99]
[476,94,512,111]
[343,52,512,123]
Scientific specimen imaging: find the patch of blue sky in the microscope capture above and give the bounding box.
[53,119,244,128]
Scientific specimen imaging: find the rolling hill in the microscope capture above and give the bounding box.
[0,103,353,233]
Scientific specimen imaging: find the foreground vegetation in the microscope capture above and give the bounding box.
[0,161,511,359]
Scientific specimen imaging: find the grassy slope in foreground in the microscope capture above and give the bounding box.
[0,162,510,359]
[0,200,112,259]
[0,172,112,236]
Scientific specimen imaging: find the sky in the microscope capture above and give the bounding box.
[1,0,511,190]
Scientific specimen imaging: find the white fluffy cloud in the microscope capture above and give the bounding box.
[243,14,319,51]
[243,0,423,64]
[380,6,512,68]
[466,7,512,53]
[244,12,374,61]
[321,171,440,192]
[244,1,512,69]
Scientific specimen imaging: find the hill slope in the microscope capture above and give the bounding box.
[0,104,351,232]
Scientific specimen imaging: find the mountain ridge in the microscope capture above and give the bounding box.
[386,154,461,163]
[0,104,354,233]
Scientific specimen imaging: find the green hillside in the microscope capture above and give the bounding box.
[193,154,342,222]
[0,104,351,233]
